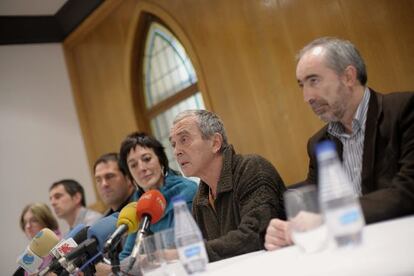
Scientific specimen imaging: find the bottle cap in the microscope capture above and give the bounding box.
[315,140,336,155]
[172,195,185,204]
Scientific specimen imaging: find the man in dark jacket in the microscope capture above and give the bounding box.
[170,109,286,261]
[93,153,137,275]
[265,37,414,251]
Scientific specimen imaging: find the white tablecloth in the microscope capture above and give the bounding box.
[203,215,414,276]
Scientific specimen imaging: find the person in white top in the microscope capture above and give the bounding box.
[49,179,102,230]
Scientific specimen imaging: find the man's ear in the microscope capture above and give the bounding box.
[343,65,358,86]
[126,175,134,188]
[211,133,223,154]
[73,192,82,206]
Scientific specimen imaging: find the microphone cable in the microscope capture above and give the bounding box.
[75,251,102,276]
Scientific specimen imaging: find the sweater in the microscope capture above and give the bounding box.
[119,171,197,260]
[193,145,286,261]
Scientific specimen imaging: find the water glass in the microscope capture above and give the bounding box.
[284,185,328,253]
[155,228,178,263]
[139,234,165,276]
[154,228,186,276]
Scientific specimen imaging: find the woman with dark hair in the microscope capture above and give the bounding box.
[119,131,198,260]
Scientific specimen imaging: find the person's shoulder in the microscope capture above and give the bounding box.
[86,207,102,219]
[381,90,414,99]
[167,171,197,187]
[235,152,280,177]
[374,90,414,119]
[175,176,198,193]
[381,91,414,107]
[164,173,198,200]
[81,207,102,226]
[231,153,285,191]
[238,153,271,166]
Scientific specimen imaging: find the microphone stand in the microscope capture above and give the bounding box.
[126,215,151,273]
[109,248,121,276]
[105,236,123,276]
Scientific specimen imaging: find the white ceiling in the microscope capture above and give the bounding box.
[0,0,68,16]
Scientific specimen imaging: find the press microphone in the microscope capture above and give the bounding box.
[38,225,89,276]
[17,228,60,274]
[51,224,86,259]
[103,202,139,252]
[58,213,119,274]
[127,190,166,271]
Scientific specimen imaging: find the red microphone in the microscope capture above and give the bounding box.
[128,190,166,271]
[136,189,166,224]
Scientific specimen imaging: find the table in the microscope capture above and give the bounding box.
[203,215,414,276]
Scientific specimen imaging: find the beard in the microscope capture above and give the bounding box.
[317,83,349,123]
[318,101,346,123]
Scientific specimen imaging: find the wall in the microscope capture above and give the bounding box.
[64,0,414,187]
[0,44,95,274]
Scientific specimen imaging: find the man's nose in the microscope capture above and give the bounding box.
[303,86,315,104]
[101,178,109,187]
[173,146,182,157]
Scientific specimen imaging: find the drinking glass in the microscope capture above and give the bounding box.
[154,228,186,276]
[284,185,328,253]
[139,234,165,276]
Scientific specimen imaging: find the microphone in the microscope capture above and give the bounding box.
[127,190,166,271]
[58,213,119,274]
[103,202,139,252]
[50,224,86,259]
[17,228,60,274]
[38,225,89,276]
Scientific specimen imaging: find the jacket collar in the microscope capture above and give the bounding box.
[197,145,235,206]
[361,88,382,193]
[216,145,236,194]
[311,88,382,194]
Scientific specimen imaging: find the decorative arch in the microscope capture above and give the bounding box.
[124,1,212,168]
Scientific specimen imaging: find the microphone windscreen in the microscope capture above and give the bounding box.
[87,212,118,251]
[72,226,89,244]
[29,228,60,257]
[136,190,166,224]
[63,224,85,240]
[117,202,139,234]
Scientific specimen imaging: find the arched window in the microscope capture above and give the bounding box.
[142,21,205,169]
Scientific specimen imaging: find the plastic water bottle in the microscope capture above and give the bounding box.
[173,196,208,274]
[316,140,365,247]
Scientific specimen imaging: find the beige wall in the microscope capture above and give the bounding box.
[0,44,95,275]
[63,0,414,201]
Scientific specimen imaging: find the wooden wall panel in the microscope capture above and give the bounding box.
[64,0,414,202]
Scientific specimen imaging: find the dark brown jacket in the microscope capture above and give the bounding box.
[193,145,286,261]
[306,89,414,224]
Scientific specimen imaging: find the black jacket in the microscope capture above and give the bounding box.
[306,89,414,224]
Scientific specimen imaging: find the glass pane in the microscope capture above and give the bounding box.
[142,22,205,178]
[143,22,198,108]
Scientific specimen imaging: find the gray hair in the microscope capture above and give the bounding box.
[297,37,367,85]
[173,109,229,152]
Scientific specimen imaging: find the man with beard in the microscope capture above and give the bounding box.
[93,152,137,217]
[93,152,137,275]
[265,37,414,251]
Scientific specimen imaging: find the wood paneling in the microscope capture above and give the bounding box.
[64,0,414,201]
